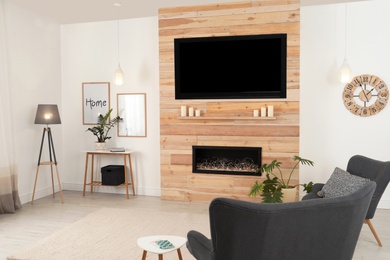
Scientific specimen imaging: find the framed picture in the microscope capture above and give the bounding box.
[117,93,147,137]
[82,82,110,125]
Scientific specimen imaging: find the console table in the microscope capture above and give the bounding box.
[83,150,135,199]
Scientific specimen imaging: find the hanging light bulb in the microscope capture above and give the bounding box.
[338,0,352,83]
[113,3,124,86]
[114,63,124,85]
[338,58,352,83]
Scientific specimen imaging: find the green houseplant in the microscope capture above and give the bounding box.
[249,155,314,203]
[86,108,122,144]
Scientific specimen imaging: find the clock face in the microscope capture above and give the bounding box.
[342,74,389,117]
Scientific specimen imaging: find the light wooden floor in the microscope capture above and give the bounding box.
[0,191,389,260]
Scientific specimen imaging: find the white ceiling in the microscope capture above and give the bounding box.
[6,0,370,24]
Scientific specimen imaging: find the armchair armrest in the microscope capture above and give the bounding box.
[187,230,213,260]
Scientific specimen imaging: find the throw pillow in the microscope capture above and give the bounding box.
[317,167,370,198]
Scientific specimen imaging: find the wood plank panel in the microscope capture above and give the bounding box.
[159,0,300,202]
[171,154,192,165]
[160,124,299,136]
[159,11,300,30]
[159,2,253,19]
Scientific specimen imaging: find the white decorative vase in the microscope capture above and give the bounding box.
[95,142,106,151]
[281,187,297,202]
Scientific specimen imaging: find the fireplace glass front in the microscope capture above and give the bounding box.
[192,146,262,176]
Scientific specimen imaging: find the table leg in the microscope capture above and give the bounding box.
[141,250,147,260]
[158,254,163,260]
[128,154,136,196]
[177,248,183,260]
[124,154,129,199]
[90,154,95,193]
[83,153,89,196]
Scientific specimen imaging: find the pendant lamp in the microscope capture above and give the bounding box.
[338,0,352,83]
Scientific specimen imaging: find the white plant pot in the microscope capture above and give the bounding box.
[281,187,297,202]
[95,142,107,151]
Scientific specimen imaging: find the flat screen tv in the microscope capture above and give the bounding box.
[174,33,287,100]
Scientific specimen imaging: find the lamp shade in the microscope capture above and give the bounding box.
[338,58,352,83]
[113,64,124,86]
[34,104,61,125]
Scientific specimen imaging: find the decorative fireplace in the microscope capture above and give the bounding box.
[192,146,262,176]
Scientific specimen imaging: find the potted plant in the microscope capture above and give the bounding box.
[249,155,314,203]
[86,108,122,150]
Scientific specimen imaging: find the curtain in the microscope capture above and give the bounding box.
[0,0,22,214]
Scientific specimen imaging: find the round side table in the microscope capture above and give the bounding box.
[137,235,187,260]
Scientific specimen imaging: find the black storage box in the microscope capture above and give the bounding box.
[101,165,125,185]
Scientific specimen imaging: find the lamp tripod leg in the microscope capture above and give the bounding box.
[55,164,64,204]
[32,128,46,205]
[31,166,40,205]
[50,164,55,198]
[32,127,64,204]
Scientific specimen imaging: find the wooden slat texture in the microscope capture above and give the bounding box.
[159,0,300,202]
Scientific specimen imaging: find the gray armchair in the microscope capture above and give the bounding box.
[303,155,390,246]
[187,181,376,260]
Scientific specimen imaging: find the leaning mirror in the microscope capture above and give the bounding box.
[117,93,147,137]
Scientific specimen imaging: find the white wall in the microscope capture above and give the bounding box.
[60,17,161,197]
[4,2,62,203]
[300,0,390,208]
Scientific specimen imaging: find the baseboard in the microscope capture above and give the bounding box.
[20,186,61,204]
[378,200,390,209]
[62,183,161,197]
[24,184,389,209]
[20,183,161,204]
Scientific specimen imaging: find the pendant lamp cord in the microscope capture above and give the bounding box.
[117,20,120,64]
[344,0,347,59]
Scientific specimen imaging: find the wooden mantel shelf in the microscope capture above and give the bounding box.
[178,116,276,120]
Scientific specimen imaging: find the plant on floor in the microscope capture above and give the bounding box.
[86,108,122,143]
[249,155,314,203]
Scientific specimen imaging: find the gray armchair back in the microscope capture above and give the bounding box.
[187,182,376,260]
[346,155,390,219]
[302,155,390,246]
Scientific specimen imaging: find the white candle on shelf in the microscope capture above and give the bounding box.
[189,107,194,117]
[267,105,274,117]
[253,110,259,117]
[261,107,266,117]
[181,106,187,117]
[195,110,201,117]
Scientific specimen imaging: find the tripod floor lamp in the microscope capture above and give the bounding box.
[31,104,64,205]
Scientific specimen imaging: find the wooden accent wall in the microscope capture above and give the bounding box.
[158,0,300,202]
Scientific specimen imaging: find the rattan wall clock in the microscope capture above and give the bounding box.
[342,74,389,117]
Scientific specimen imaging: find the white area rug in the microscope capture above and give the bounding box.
[7,207,210,260]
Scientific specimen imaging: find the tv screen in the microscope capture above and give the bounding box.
[174,34,287,100]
